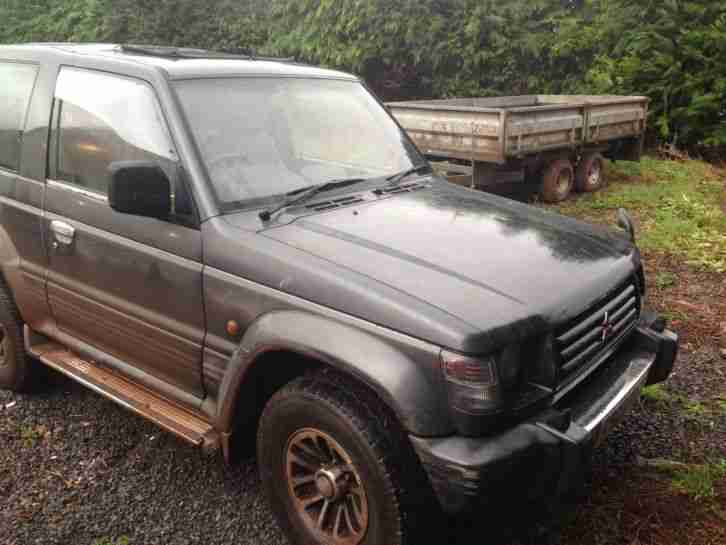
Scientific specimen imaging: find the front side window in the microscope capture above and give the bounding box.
[174,77,422,209]
[52,67,178,195]
[0,62,38,171]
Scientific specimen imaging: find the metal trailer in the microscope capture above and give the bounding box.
[387,95,649,202]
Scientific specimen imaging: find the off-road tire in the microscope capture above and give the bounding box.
[540,159,575,203]
[257,370,436,545]
[575,152,605,192]
[0,277,37,392]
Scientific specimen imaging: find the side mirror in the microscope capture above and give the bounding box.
[108,161,171,218]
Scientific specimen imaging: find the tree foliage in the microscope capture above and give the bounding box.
[1,0,724,152]
[578,0,726,150]
[0,0,269,51]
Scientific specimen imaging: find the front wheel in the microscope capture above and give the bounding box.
[257,371,433,545]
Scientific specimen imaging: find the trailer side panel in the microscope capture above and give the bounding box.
[387,105,505,164]
[585,99,648,144]
[388,95,648,163]
[505,106,585,156]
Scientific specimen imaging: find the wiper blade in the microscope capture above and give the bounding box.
[258,177,366,222]
[385,164,432,185]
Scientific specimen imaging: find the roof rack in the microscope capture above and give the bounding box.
[117,44,294,63]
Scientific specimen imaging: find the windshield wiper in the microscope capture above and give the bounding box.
[258,177,366,222]
[385,164,432,186]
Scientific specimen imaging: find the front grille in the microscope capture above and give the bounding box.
[555,280,640,381]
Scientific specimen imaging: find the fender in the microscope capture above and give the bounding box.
[215,310,454,437]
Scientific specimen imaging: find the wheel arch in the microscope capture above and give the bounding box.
[215,310,451,455]
[0,225,23,289]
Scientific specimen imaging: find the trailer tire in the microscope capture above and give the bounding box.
[575,152,605,192]
[540,159,574,203]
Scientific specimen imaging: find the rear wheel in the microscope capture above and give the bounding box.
[540,159,574,203]
[257,370,434,545]
[575,152,605,192]
[0,278,38,392]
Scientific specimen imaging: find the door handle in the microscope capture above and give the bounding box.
[50,220,75,246]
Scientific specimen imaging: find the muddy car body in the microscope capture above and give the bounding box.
[0,44,677,544]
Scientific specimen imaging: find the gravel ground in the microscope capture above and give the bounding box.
[2,344,723,545]
[1,372,286,545]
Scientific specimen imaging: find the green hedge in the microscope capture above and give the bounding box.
[1,0,725,152]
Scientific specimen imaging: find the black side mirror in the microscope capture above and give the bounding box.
[108,161,171,218]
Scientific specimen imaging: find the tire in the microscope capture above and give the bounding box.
[0,277,38,392]
[257,370,435,545]
[575,152,605,192]
[540,159,575,203]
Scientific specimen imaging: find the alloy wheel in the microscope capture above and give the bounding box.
[285,428,369,545]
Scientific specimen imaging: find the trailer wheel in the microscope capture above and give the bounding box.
[540,159,574,203]
[575,152,605,192]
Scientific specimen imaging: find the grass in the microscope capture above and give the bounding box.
[683,400,709,418]
[660,308,689,324]
[654,271,678,289]
[640,385,718,423]
[672,460,726,501]
[555,157,726,272]
[91,537,130,545]
[20,424,45,448]
[641,384,672,404]
[680,394,726,422]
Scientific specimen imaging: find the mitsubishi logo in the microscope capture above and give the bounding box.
[601,311,614,342]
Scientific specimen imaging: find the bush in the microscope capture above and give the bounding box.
[1,0,725,155]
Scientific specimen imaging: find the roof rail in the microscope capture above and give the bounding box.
[117,44,294,63]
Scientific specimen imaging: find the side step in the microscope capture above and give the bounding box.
[29,341,219,450]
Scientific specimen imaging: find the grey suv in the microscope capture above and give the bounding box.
[0,44,677,545]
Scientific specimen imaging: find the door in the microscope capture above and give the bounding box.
[0,60,51,331]
[44,66,205,399]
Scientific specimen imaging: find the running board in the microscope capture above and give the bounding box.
[28,340,219,450]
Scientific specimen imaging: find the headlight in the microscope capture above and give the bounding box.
[441,346,522,415]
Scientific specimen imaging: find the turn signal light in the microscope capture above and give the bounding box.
[441,350,503,415]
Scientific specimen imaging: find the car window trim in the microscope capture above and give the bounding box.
[46,66,202,229]
[47,178,108,202]
[49,66,179,192]
[0,59,40,173]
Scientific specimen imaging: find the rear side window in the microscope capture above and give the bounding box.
[0,62,38,171]
[50,67,177,195]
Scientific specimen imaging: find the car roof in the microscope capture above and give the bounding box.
[0,43,358,81]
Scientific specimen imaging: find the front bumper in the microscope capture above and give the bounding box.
[410,320,678,514]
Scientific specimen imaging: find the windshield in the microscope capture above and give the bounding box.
[174,77,423,208]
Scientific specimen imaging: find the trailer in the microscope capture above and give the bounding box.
[387,95,649,202]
